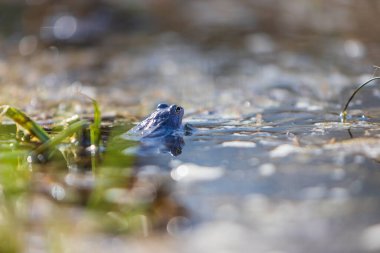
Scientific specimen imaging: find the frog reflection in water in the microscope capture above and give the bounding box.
[126,104,187,156]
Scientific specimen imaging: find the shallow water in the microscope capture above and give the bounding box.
[104,105,380,253]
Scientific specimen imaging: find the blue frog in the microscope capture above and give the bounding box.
[127,103,185,138]
[124,103,189,156]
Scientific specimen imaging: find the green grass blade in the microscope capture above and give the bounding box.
[89,98,101,148]
[33,120,88,155]
[0,105,50,143]
[87,97,101,172]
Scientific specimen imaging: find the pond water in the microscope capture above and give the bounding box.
[127,107,380,253]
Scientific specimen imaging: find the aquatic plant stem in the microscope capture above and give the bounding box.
[341,77,380,122]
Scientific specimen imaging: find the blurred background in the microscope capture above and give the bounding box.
[0,0,379,112]
[2,0,380,45]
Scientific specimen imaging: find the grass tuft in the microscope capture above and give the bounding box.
[340,77,380,122]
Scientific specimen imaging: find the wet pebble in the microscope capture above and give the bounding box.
[270,144,299,158]
[171,163,224,182]
[258,163,276,177]
[221,141,256,148]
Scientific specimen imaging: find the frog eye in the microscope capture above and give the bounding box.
[175,106,183,114]
[157,103,169,109]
